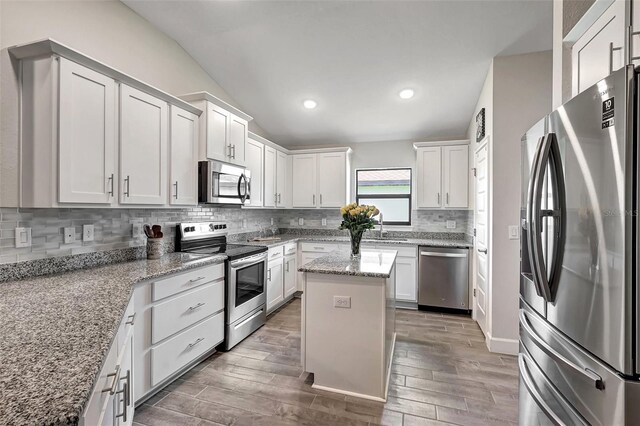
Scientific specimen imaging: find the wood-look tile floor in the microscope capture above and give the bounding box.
[134,298,519,426]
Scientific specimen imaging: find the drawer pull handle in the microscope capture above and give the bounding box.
[189,276,206,283]
[188,302,206,311]
[125,313,136,326]
[101,365,121,394]
[188,337,205,348]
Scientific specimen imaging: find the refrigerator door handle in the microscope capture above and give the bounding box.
[519,353,566,426]
[520,309,605,390]
[526,135,547,298]
[529,133,566,302]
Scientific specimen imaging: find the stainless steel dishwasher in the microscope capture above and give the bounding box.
[418,246,470,312]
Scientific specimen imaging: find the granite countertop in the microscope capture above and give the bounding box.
[0,252,226,426]
[244,234,473,249]
[298,249,399,278]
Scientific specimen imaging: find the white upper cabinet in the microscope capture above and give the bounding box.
[571,0,627,96]
[264,145,277,208]
[317,152,346,208]
[120,84,168,205]
[180,92,253,167]
[169,106,199,206]
[276,150,288,207]
[442,145,469,208]
[58,58,117,205]
[292,154,318,208]
[415,141,468,209]
[245,137,264,207]
[416,147,442,208]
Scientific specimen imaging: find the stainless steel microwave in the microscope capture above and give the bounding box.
[198,160,251,205]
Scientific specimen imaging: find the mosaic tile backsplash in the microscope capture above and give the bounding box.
[0,207,472,264]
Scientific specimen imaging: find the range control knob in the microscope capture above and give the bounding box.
[221,224,227,229]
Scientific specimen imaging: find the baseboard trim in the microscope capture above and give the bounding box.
[311,384,387,403]
[486,333,519,355]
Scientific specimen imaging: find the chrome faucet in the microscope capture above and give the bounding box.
[378,212,384,238]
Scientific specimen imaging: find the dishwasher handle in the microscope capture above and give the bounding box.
[420,251,468,258]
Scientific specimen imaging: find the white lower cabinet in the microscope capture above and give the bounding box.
[81,300,135,426]
[395,256,418,303]
[267,259,284,314]
[133,264,225,403]
[267,244,298,314]
[284,249,297,298]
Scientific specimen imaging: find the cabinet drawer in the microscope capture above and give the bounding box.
[268,246,284,261]
[284,242,297,256]
[388,245,417,258]
[116,299,135,355]
[152,264,224,301]
[301,242,342,253]
[150,312,223,386]
[152,281,224,344]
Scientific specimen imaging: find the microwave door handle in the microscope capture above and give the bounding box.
[237,174,248,203]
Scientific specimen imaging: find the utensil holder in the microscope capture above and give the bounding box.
[146,238,165,259]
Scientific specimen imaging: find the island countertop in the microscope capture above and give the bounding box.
[0,252,226,426]
[298,249,398,278]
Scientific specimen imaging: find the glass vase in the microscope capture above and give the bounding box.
[349,229,364,259]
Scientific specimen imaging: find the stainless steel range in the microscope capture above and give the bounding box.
[176,222,267,350]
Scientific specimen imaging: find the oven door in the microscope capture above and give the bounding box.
[227,252,267,324]
[201,161,250,205]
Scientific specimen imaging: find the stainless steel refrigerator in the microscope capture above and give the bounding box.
[519,65,640,425]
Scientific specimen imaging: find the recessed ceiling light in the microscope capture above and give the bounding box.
[303,100,317,109]
[399,89,415,99]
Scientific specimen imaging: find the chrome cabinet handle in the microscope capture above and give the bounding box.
[108,174,114,196]
[115,381,128,422]
[478,248,488,254]
[275,193,278,205]
[120,369,131,406]
[446,193,449,205]
[124,176,130,197]
[188,337,205,348]
[101,365,120,394]
[278,193,281,204]
[437,193,440,204]
[231,144,236,159]
[519,309,604,390]
[312,194,316,205]
[189,276,206,283]
[320,194,323,205]
[227,144,232,158]
[188,302,206,311]
[609,42,623,74]
[268,268,272,281]
[125,313,136,326]
[174,181,179,199]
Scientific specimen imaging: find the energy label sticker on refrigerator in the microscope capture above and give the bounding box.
[602,97,615,129]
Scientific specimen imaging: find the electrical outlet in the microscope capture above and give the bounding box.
[132,223,142,238]
[15,227,31,248]
[270,218,274,226]
[290,219,296,226]
[64,227,75,244]
[83,224,94,242]
[334,296,351,309]
[446,220,456,229]
[321,218,327,226]
[508,225,520,240]
[298,218,304,226]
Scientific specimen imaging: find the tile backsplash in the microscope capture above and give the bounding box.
[0,207,472,264]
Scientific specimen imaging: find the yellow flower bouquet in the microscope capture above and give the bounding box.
[339,203,380,258]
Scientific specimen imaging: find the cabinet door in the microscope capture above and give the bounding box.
[442,145,469,208]
[572,0,626,96]
[120,85,168,205]
[116,330,134,426]
[229,115,247,165]
[169,106,198,206]
[284,254,297,298]
[416,147,442,208]
[267,260,284,313]
[264,146,277,208]
[206,103,231,162]
[245,138,264,207]
[395,256,417,302]
[317,152,346,208]
[276,150,288,207]
[58,58,116,204]
[291,154,317,207]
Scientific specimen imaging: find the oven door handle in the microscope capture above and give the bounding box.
[229,252,267,269]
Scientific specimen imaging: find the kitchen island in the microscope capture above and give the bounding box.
[299,249,397,402]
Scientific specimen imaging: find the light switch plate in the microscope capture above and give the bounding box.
[322,218,327,226]
[64,227,75,244]
[298,218,304,226]
[446,220,456,229]
[508,225,520,240]
[270,218,274,225]
[83,224,95,242]
[15,227,31,248]
[334,296,351,309]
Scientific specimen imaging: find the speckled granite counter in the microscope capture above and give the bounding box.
[0,252,226,426]
[299,249,398,278]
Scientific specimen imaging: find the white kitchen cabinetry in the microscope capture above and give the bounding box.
[267,246,285,314]
[245,137,264,207]
[415,141,469,209]
[291,150,351,208]
[120,85,168,205]
[276,150,289,207]
[264,146,277,208]
[362,244,417,304]
[133,263,225,403]
[284,243,297,298]
[298,242,349,291]
[571,0,627,96]
[179,92,253,166]
[81,300,135,426]
[169,106,199,206]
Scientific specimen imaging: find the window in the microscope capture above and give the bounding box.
[356,168,412,226]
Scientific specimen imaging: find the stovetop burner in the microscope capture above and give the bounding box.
[175,222,267,261]
[186,243,266,261]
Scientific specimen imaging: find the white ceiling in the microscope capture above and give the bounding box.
[125,0,552,147]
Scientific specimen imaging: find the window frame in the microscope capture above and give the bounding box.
[355,167,412,226]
